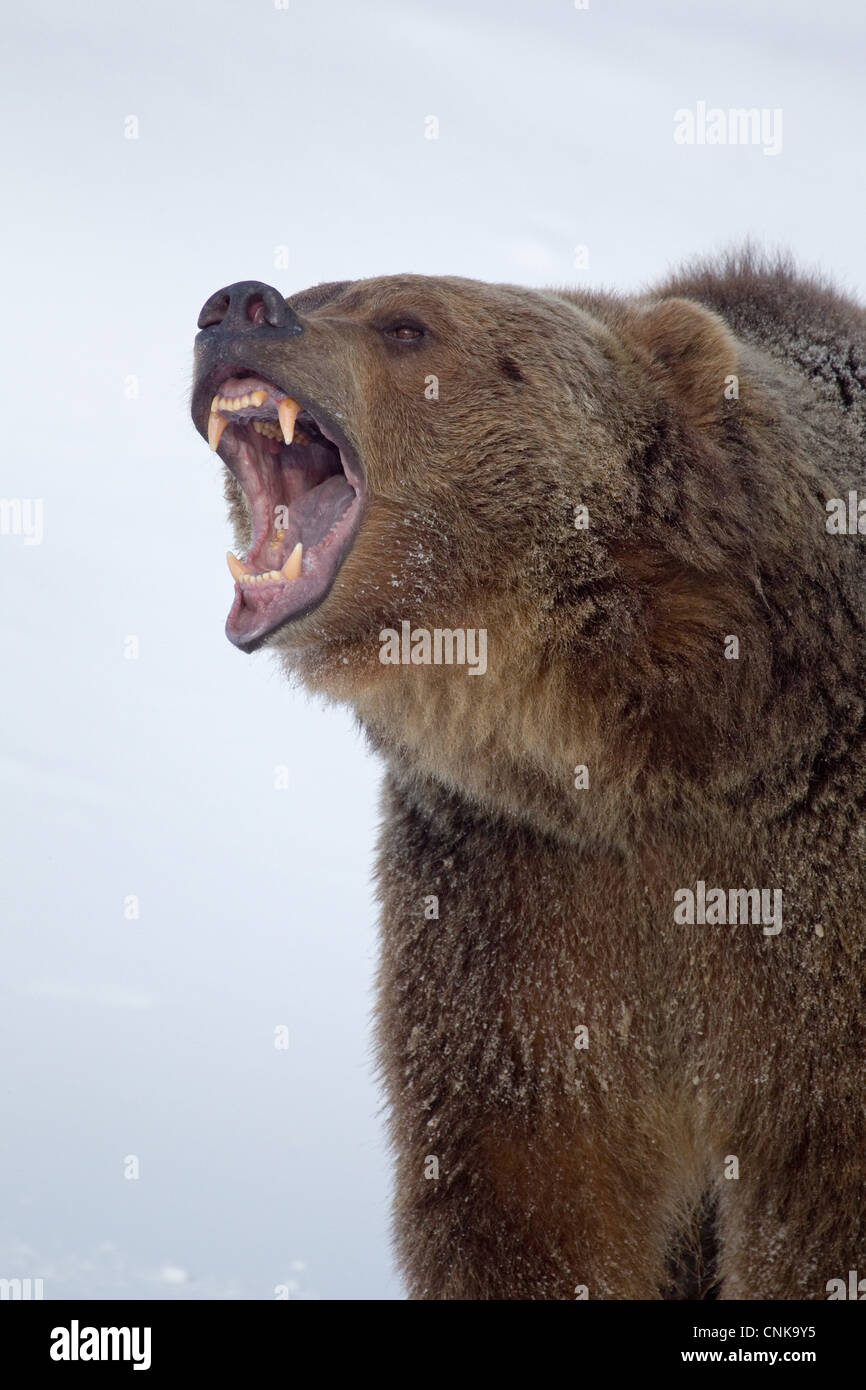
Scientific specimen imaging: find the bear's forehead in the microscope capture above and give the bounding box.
[287,274,523,319]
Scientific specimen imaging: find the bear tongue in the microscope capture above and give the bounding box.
[292,473,355,551]
[245,473,356,574]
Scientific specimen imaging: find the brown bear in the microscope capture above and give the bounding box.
[191,251,866,1300]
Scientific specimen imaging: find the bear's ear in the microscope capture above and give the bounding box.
[626,297,738,428]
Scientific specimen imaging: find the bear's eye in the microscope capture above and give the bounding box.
[384,323,424,341]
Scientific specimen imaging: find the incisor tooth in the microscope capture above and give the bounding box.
[208,411,228,451]
[226,551,250,582]
[277,397,300,445]
[282,542,303,580]
[250,390,267,407]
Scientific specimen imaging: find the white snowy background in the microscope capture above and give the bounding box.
[2,0,864,1300]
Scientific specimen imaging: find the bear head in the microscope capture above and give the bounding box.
[191,273,813,838]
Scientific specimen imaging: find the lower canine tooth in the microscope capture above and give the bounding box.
[282,542,303,580]
[208,411,228,451]
[226,551,251,582]
[277,396,300,445]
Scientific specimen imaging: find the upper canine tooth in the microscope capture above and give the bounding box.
[277,397,300,445]
[208,411,228,451]
[282,542,303,580]
[226,551,251,582]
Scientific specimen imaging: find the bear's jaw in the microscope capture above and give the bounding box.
[196,370,365,651]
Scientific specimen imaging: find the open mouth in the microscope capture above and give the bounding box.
[201,373,364,650]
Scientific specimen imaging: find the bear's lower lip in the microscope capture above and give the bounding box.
[197,371,365,651]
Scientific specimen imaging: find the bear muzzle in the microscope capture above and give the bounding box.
[191,282,365,652]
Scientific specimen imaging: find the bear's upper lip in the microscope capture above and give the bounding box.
[192,366,365,651]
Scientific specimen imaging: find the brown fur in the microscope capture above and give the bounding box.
[211,250,866,1298]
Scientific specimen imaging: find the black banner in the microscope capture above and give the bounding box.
[2,1298,859,1375]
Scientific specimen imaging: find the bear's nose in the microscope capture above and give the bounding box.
[196,280,303,336]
